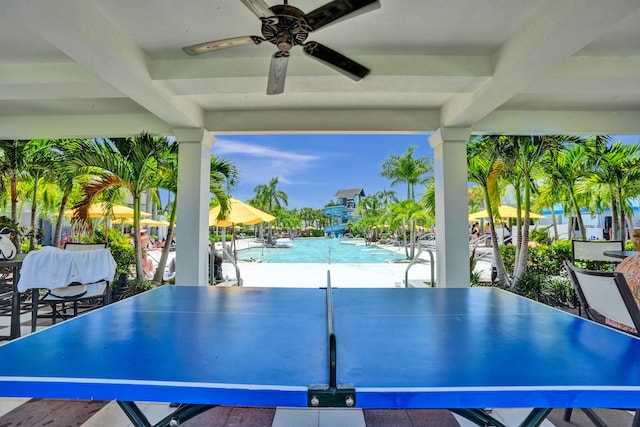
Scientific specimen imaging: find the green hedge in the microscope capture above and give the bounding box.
[499,240,572,276]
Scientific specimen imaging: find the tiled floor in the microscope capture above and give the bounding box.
[1,399,637,427]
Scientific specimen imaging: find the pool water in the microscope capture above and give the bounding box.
[237,238,405,263]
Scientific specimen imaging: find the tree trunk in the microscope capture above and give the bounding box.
[617,187,627,243]
[513,178,532,280]
[153,196,177,284]
[52,192,70,247]
[611,196,620,240]
[10,175,20,253]
[133,196,144,281]
[482,188,510,287]
[570,190,586,239]
[29,181,38,250]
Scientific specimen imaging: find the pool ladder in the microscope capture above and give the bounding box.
[404,245,435,287]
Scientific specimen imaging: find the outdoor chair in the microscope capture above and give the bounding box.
[26,243,115,327]
[59,242,112,313]
[563,261,640,426]
[571,240,624,315]
[572,239,624,265]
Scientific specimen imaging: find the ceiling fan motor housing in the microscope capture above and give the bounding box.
[262,5,310,50]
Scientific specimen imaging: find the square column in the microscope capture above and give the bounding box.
[174,128,214,286]
[429,128,471,288]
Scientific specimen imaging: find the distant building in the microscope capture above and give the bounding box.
[540,206,640,241]
[323,188,365,236]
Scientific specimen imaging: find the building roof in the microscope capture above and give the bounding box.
[335,188,365,198]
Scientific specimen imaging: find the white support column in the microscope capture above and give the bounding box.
[174,128,214,286]
[429,128,471,288]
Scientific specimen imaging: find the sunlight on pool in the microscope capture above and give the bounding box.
[237,238,405,264]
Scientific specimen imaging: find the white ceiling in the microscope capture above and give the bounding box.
[2,0,640,138]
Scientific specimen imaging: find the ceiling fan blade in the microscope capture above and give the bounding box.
[304,0,380,31]
[239,0,273,18]
[303,42,369,80]
[267,51,289,95]
[182,36,264,56]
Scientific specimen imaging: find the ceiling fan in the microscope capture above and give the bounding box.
[182,0,380,95]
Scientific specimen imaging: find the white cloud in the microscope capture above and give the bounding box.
[214,139,319,163]
[213,138,321,187]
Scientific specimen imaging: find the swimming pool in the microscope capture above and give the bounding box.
[237,238,405,263]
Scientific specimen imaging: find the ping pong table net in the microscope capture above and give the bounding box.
[307,270,355,408]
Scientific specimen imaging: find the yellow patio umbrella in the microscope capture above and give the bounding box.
[468,205,546,221]
[64,202,151,243]
[64,202,151,219]
[209,198,275,262]
[208,198,275,227]
[124,218,170,227]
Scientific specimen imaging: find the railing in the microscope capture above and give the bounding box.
[210,244,241,286]
[404,245,435,288]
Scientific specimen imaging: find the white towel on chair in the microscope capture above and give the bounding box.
[18,246,117,292]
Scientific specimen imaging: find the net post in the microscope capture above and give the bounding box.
[307,270,356,407]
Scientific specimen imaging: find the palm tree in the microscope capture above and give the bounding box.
[467,136,510,288]
[378,188,397,206]
[68,133,170,281]
[298,207,317,229]
[47,140,86,247]
[534,176,569,242]
[273,208,300,237]
[588,141,640,242]
[386,199,430,260]
[356,192,384,217]
[210,156,240,218]
[506,135,563,279]
[22,139,58,250]
[0,139,32,251]
[420,177,436,218]
[149,143,179,283]
[539,139,592,240]
[380,145,432,200]
[252,177,288,243]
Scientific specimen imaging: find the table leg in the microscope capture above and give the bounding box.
[451,408,552,427]
[10,286,20,339]
[117,401,214,427]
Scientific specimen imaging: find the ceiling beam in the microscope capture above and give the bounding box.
[7,0,203,129]
[152,55,493,80]
[0,113,172,139]
[440,0,640,128]
[474,110,640,136]
[205,109,439,133]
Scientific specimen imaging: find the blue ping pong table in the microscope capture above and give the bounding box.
[1,276,640,427]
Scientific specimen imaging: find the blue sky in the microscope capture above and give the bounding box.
[210,133,640,211]
[211,133,433,210]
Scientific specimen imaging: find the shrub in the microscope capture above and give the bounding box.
[499,244,516,275]
[119,278,156,300]
[526,244,570,276]
[84,230,135,279]
[530,226,553,245]
[470,271,481,286]
[541,275,574,307]
[210,233,233,243]
[499,240,571,277]
[513,270,545,301]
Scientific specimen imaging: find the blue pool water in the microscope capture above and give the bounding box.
[237,238,405,263]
